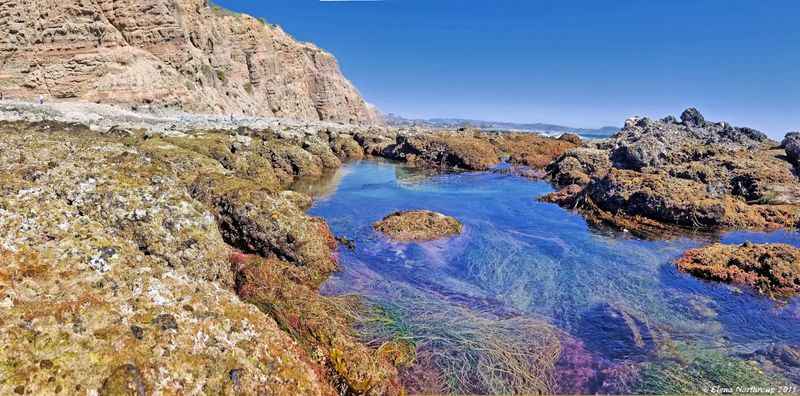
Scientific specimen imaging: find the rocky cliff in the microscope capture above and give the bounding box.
[0,0,378,124]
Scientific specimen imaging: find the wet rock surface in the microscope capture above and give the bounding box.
[373,210,463,241]
[384,132,501,170]
[374,129,577,171]
[543,108,800,237]
[676,242,800,297]
[0,120,396,394]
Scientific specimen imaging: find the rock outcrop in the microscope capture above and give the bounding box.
[371,130,578,172]
[0,120,399,394]
[373,210,463,241]
[0,0,378,124]
[782,132,800,166]
[543,108,800,237]
[676,242,800,297]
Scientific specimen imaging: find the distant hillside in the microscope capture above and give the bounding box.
[383,114,619,138]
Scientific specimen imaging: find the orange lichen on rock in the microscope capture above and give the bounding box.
[491,133,579,169]
[676,243,800,297]
[373,210,463,241]
[232,256,403,396]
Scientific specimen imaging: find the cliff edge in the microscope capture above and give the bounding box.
[0,0,379,124]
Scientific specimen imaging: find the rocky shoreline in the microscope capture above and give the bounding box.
[1,102,799,393]
[540,108,800,296]
[543,108,800,238]
[0,98,579,395]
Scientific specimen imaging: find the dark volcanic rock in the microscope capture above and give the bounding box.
[611,108,769,170]
[680,107,706,127]
[542,108,800,237]
[783,132,800,165]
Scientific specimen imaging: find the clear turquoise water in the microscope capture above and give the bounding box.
[298,160,800,392]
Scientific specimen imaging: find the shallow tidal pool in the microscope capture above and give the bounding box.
[294,160,800,394]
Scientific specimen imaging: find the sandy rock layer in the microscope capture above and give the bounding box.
[0,0,378,124]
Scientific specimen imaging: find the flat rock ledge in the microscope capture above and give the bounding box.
[676,242,800,297]
[373,210,463,241]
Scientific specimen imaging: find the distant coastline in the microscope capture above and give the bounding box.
[383,113,619,138]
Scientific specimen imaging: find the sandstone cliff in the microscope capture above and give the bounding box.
[0,0,379,124]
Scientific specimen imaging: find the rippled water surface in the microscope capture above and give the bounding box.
[296,160,800,394]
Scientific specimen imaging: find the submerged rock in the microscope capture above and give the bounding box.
[373,210,463,241]
[676,242,800,297]
[577,303,659,361]
[744,343,800,383]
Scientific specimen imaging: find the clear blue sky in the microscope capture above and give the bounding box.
[216,0,799,137]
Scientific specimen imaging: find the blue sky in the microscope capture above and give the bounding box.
[215,0,799,137]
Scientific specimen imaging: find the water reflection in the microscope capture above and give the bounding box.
[298,160,800,393]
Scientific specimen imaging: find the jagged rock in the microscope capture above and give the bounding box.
[373,210,463,241]
[378,131,575,171]
[541,109,800,237]
[610,108,769,170]
[354,131,397,157]
[585,169,728,228]
[546,148,611,187]
[0,0,378,124]
[680,107,706,127]
[783,132,800,165]
[189,173,337,286]
[539,184,584,207]
[331,133,366,161]
[676,243,800,297]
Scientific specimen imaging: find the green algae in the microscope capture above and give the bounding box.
[334,290,561,395]
[634,342,785,394]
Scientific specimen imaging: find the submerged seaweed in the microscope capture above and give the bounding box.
[331,289,561,395]
[306,161,800,393]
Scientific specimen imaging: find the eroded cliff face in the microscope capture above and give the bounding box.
[0,0,379,124]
